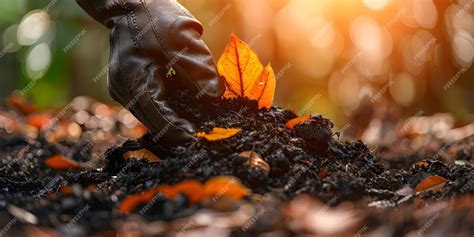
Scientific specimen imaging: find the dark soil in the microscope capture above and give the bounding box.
[0,94,473,236]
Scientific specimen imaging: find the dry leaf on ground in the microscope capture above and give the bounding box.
[286,115,311,129]
[119,176,250,213]
[415,176,448,193]
[7,93,35,114]
[169,180,205,204]
[196,127,241,141]
[27,113,52,129]
[203,176,251,200]
[59,186,73,195]
[123,149,160,163]
[44,155,82,170]
[118,187,162,214]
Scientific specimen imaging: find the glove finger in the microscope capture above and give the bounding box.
[121,63,197,146]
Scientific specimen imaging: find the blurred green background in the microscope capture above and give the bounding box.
[0,0,473,127]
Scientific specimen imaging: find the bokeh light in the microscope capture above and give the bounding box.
[25,42,51,78]
[17,10,50,46]
[390,73,416,107]
[452,31,473,66]
[2,24,21,53]
[362,0,391,11]
[413,0,438,29]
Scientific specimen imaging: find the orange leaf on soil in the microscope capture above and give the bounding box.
[27,113,52,129]
[155,185,178,200]
[247,64,276,109]
[415,176,448,193]
[119,177,251,213]
[123,149,160,163]
[7,93,35,115]
[172,180,206,204]
[318,168,329,178]
[129,124,149,139]
[217,34,275,109]
[414,161,430,167]
[285,115,311,130]
[44,155,82,170]
[59,186,73,195]
[119,187,162,214]
[203,176,251,201]
[196,127,241,141]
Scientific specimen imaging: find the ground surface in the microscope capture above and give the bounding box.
[0,94,473,236]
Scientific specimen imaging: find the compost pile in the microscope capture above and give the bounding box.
[0,93,473,237]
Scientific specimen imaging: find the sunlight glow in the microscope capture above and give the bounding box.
[362,0,390,10]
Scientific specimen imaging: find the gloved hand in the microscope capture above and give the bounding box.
[76,0,225,146]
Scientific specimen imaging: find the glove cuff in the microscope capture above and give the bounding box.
[76,0,140,28]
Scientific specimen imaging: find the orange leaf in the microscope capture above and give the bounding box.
[218,34,263,98]
[415,176,448,193]
[414,161,430,167]
[119,177,251,213]
[27,113,52,129]
[204,176,251,201]
[172,180,205,204]
[7,93,35,115]
[247,64,276,109]
[156,185,178,200]
[124,149,160,163]
[217,34,275,108]
[285,115,311,129]
[318,168,329,178]
[129,124,149,139]
[119,187,162,213]
[196,127,241,141]
[44,155,82,170]
[59,186,73,195]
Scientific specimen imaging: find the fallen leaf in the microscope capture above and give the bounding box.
[44,155,82,170]
[318,168,329,178]
[85,184,97,192]
[204,176,251,200]
[196,127,241,141]
[239,150,270,175]
[59,186,73,195]
[27,113,52,129]
[118,187,161,214]
[155,185,177,200]
[130,124,148,139]
[217,34,276,109]
[172,180,206,204]
[7,93,35,114]
[124,149,160,163]
[119,177,251,213]
[285,115,311,129]
[415,176,448,193]
[414,161,430,167]
[247,64,276,109]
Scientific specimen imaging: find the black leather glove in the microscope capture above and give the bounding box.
[76,0,225,146]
